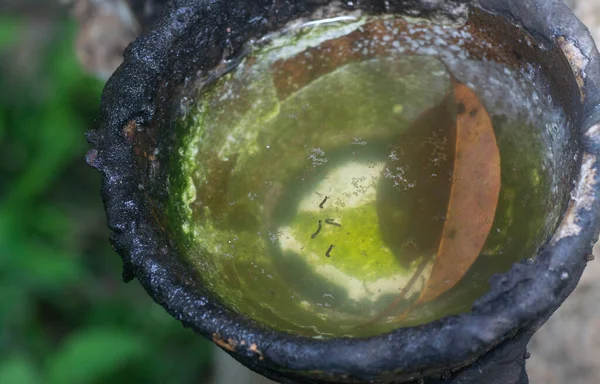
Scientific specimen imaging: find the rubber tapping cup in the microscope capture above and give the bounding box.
[87,0,600,383]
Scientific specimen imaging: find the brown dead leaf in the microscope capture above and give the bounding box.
[411,80,501,306]
[361,79,500,327]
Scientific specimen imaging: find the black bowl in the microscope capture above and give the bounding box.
[87,0,600,382]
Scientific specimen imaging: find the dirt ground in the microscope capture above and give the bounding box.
[527,245,600,384]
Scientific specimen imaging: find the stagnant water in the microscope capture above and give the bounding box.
[170,15,569,337]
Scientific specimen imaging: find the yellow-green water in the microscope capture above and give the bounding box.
[170,16,562,337]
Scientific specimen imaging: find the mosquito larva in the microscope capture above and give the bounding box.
[324,218,341,227]
[319,196,329,209]
[311,220,323,239]
[326,244,335,257]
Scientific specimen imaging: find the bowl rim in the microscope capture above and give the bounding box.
[87,0,600,381]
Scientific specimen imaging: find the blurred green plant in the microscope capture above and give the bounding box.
[0,14,213,384]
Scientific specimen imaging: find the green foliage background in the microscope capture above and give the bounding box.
[0,15,213,384]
